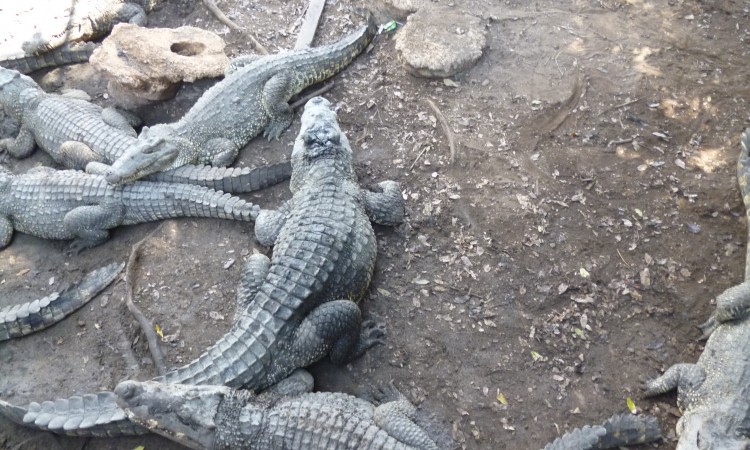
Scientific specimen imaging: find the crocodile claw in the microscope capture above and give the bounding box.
[697,315,717,341]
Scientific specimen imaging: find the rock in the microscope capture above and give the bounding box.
[90,24,229,108]
[395,7,487,78]
[380,0,427,16]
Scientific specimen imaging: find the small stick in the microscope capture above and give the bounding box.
[290,82,335,110]
[124,224,167,376]
[425,98,457,164]
[294,0,326,49]
[598,98,640,116]
[606,136,635,147]
[201,0,269,55]
[409,145,429,171]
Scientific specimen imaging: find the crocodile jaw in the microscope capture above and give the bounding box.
[115,380,225,449]
[676,412,750,450]
[105,137,180,184]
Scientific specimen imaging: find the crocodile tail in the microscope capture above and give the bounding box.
[146,162,292,194]
[0,262,124,341]
[0,42,97,74]
[542,414,661,450]
[739,129,750,280]
[121,183,261,223]
[0,392,147,437]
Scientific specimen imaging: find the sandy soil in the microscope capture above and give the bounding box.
[2,0,750,448]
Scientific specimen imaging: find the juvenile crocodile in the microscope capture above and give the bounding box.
[102,11,378,184]
[0,96,405,436]
[0,0,159,73]
[542,414,661,450]
[1,262,123,341]
[0,166,261,251]
[0,67,292,193]
[643,130,750,449]
[114,374,438,450]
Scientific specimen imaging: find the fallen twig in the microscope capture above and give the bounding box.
[124,224,167,376]
[294,0,326,49]
[409,144,429,171]
[598,98,640,116]
[425,98,457,164]
[290,82,335,110]
[607,136,636,147]
[201,0,268,55]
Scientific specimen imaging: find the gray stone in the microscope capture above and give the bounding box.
[395,7,487,78]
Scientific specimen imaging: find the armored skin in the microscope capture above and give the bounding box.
[0,97,405,437]
[542,414,661,450]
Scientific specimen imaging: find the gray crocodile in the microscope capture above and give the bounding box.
[0,67,291,193]
[1,262,123,341]
[643,130,750,449]
[542,414,661,450]
[0,96,405,437]
[0,0,159,73]
[102,11,378,185]
[114,373,438,450]
[0,166,260,251]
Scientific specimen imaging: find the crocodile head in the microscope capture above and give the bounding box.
[0,68,40,118]
[115,380,230,450]
[676,411,750,450]
[104,131,181,184]
[290,97,355,191]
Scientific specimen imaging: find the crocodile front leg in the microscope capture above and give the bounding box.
[643,363,705,398]
[59,141,106,170]
[63,204,125,251]
[261,73,294,140]
[254,200,293,246]
[698,281,750,338]
[1,124,35,158]
[289,300,385,368]
[362,180,405,226]
[101,108,138,137]
[204,137,239,167]
[0,215,13,249]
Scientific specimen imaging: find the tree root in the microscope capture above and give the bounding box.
[426,98,457,164]
[124,224,167,376]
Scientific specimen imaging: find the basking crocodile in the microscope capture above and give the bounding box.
[542,414,661,450]
[0,96,405,436]
[0,166,261,251]
[0,67,291,193]
[102,11,378,184]
[1,262,123,341]
[643,130,750,449]
[0,0,159,73]
[114,373,438,450]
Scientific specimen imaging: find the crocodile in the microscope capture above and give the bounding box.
[0,43,97,75]
[101,11,378,185]
[0,67,292,193]
[542,414,662,450]
[0,96,405,437]
[1,262,123,341]
[642,130,750,449]
[114,372,438,450]
[0,0,159,73]
[0,166,261,251]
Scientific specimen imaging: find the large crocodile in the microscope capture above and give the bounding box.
[0,166,261,251]
[114,372,438,450]
[0,0,159,73]
[1,262,123,341]
[102,11,378,185]
[542,414,661,450]
[0,96,405,436]
[0,67,291,193]
[642,130,750,449]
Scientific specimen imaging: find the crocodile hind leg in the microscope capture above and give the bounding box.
[254,200,293,246]
[362,180,406,226]
[1,124,35,158]
[698,281,750,338]
[58,141,106,170]
[643,363,705,397]
[204,137,239,167]
[101,108,138,137]
[63,204,125,252]
[234,253,271,320]
[290,300,385,367]
[370,383,439,450]
[261,72,294,140]
[0,215,13,249]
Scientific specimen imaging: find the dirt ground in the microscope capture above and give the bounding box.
[2,0,750,448]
